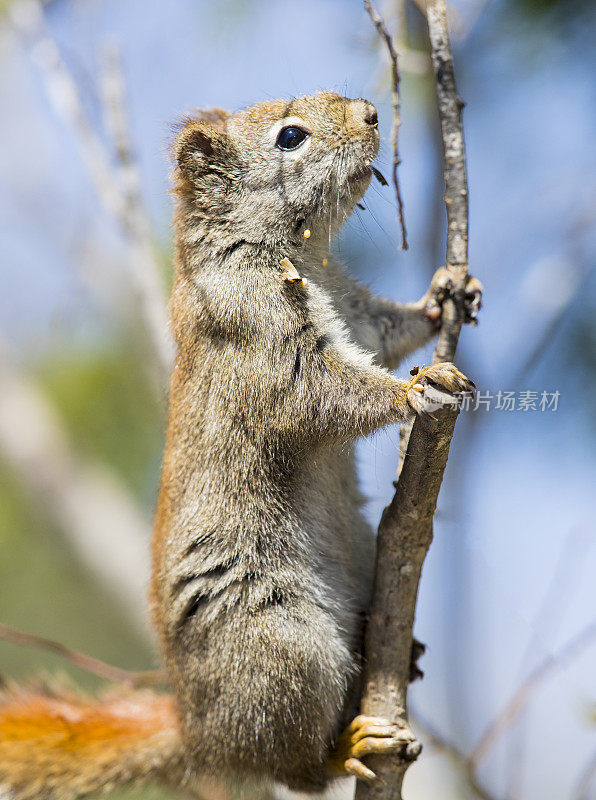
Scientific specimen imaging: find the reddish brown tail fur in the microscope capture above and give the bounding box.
[0,684,183,800]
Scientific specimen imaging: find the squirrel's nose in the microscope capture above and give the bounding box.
[363,103,378,128]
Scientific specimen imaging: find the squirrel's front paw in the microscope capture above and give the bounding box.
[326,715,421,783]
[405,363,475,418]
[424,267,483,327]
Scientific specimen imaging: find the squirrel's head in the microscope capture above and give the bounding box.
[173,92,381,248]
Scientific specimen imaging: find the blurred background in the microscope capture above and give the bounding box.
[1,0,595,798]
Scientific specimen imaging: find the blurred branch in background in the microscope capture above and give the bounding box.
[504,527,593,797]
[0,347,152,633]
[1,0,171,661]
[100,42,148,236]
[413,714,497,800]
[8,0,174,388]
[0,621,166,687]
[470,619,596,770]
[409,618,596,800]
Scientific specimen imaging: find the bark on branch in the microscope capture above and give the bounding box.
[355,2,471,798]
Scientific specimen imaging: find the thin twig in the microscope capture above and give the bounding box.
[0,622,167,688]
[354,3,471,799]
[364,0,408,250]
[470,619,596,768]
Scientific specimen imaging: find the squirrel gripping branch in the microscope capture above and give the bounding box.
[0,92,481,800]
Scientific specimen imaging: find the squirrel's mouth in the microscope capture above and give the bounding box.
[349,165,388,187]
[343,165,388,212]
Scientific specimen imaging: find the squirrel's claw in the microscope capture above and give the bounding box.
[327,715,421,782]
[344,757,376,783]
[423,267,483,328]
[405,362,475,418]
[280,257,308,288]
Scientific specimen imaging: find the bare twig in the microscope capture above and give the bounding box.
[9,0,174,385]
[364,0,408,250]
[427,0,469,357]
[355,3,471,799]
[470,619,596,768]
[0,350,152,632]
[0,622,166,688]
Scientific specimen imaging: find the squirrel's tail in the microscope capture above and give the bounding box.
[0,682,183,800]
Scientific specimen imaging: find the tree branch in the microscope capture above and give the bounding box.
[355,2,470,798]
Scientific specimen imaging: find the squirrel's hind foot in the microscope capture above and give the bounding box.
[326,715,421,783]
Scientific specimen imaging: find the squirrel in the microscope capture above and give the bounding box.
[0,92,481,800]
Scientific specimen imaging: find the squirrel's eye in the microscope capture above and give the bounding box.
[276,126,309,151]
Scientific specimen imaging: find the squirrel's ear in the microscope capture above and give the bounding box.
[174,118,237,182]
